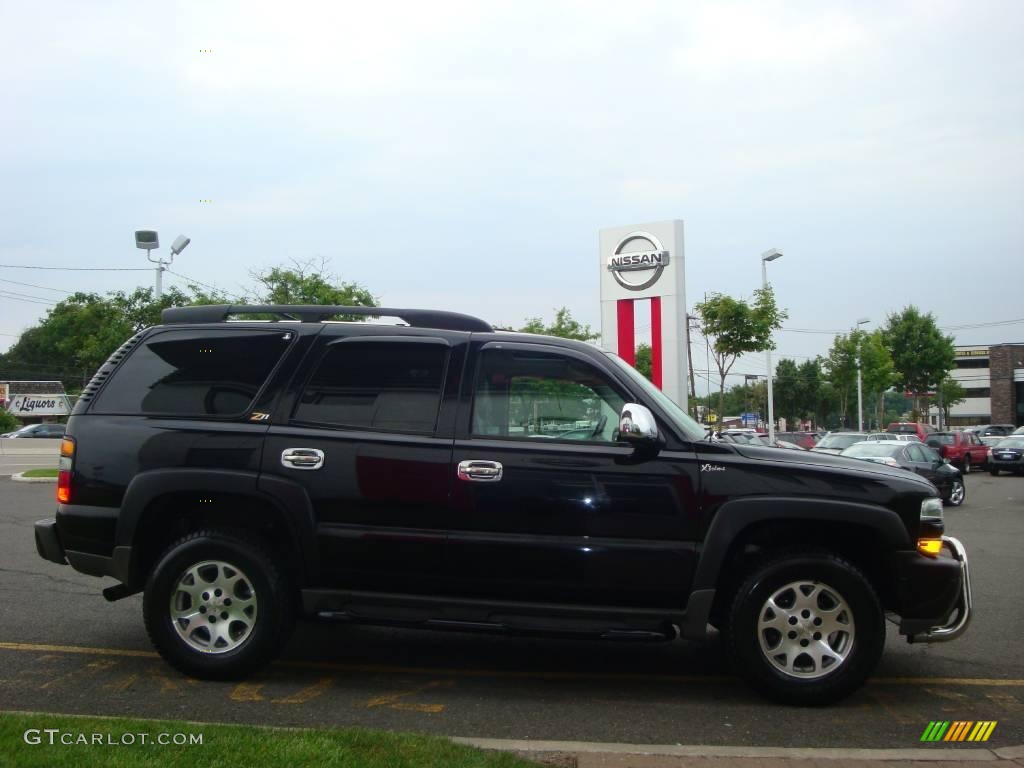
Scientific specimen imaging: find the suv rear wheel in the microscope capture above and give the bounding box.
[143,529,294,680]
[725,553,884,705]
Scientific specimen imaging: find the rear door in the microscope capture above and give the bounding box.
[261,327,467,594]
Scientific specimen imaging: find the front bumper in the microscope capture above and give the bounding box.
[904,536,972,643]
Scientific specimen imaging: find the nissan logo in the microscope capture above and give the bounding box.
[606,231,670,291]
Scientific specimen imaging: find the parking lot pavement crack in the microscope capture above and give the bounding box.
[0,566,102,593]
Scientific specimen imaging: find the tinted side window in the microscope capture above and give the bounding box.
[93,329,291,416]
[293,341,446,433]
[471,348,626,442]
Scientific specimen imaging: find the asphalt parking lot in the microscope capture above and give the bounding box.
[1,472,1021,749]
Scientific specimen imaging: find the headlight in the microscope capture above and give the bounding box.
[921,498,944,520]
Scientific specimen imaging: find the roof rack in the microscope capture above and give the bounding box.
[160,304,493,333]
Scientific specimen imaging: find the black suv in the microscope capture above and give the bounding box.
[34,305,972,704]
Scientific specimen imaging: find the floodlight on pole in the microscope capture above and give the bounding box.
[855,317,870,431]
[761,249,783,442]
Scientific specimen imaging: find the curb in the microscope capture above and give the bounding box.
[454,738,1024,762]
[10,472,57,483]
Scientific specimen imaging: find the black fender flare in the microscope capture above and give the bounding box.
[115,469,318,585]
[682,496,911,639]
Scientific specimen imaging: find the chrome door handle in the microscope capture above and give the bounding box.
[281,448,325,470]
[457,460,503,482]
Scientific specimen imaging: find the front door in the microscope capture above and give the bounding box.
[447,342,698,609]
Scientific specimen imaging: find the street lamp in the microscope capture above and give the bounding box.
[854,317,870,431]
[136,231,190,300]
[761,248,783,442]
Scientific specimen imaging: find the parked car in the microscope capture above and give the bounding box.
[34,303,973,705]
[887,422,935,442]
[925,431,989,474]
[840,441,965,506]
[1012,426,1024,436]
[988,436,1024,475]
[775,431,817,449]
[810,432,870,454]
[0,422,65,439]
[970,424,1017,447]
[867,432,922,443]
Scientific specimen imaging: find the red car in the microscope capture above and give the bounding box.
[925,431,989,473]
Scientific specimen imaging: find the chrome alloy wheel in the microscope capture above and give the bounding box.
[757,580,855,679]
[949,481,965,506]
[170,560,257,654]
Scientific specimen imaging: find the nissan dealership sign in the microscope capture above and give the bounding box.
[606,232,671,291]
[7,394,71,417]
[599,220,688,411]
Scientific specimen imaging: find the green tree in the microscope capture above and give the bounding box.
[824,334,859,427]
[634,343,653,380]
[880,306,956,419]
[796,358,824,427]
[694,287,788,421]
[518,307,599,341]
[858,331,896,430]
[0,408,19,433]
[936,377,966,427]
[251,258,376,314]
[773,358,801,426]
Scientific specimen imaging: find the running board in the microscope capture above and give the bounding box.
[306,589,681,641]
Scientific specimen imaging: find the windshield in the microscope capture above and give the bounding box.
[605,352,706,441]
[817,434,868,449]
[996,438,1024,449]
[843,443,900,458]
[930,434,955,445]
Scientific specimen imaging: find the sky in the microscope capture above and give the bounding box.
[1,0,1022,395]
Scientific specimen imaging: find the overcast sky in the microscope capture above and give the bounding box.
[1,0,1021,393]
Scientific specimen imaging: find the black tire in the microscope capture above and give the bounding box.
[725,552,884,705]
[962,456,971,474]
[990,468,1000,476]
[143,529,294,680]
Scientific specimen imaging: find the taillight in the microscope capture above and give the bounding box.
[57,437,74,504]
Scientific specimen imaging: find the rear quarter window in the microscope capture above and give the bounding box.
[91,329,292,416]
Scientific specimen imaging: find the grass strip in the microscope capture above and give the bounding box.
[20,468,57,478]
[0,711,540,768]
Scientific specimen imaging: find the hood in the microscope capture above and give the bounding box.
[728,443,936,492]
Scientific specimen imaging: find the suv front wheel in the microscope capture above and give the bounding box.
[726,553,884,705]
[143,529,294,680]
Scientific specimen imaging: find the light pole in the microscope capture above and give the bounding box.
[136,231,190,300]
[761,249,783,442]
[855,317,870,431]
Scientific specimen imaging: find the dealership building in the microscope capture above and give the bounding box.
[947,344,1024,427]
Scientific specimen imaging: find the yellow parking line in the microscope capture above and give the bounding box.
[1,641,1022,688]
[0,642,156,659]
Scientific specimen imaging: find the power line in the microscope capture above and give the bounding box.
[0,292,54,306]
[0,288,59,302]
[164,269,247,302]
[0,277,74,294]
[0,264,151,271]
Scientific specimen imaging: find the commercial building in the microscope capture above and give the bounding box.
[0,381,71,423]
[946,344,1024,427]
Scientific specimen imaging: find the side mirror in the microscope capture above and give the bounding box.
[618,403,659,447]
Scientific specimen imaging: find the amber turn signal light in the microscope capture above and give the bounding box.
[917,538,943,557]
[60,438,75,458]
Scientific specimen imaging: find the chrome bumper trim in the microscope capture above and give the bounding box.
[910,535,972,643]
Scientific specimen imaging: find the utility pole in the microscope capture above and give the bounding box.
[685,314,698,418]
